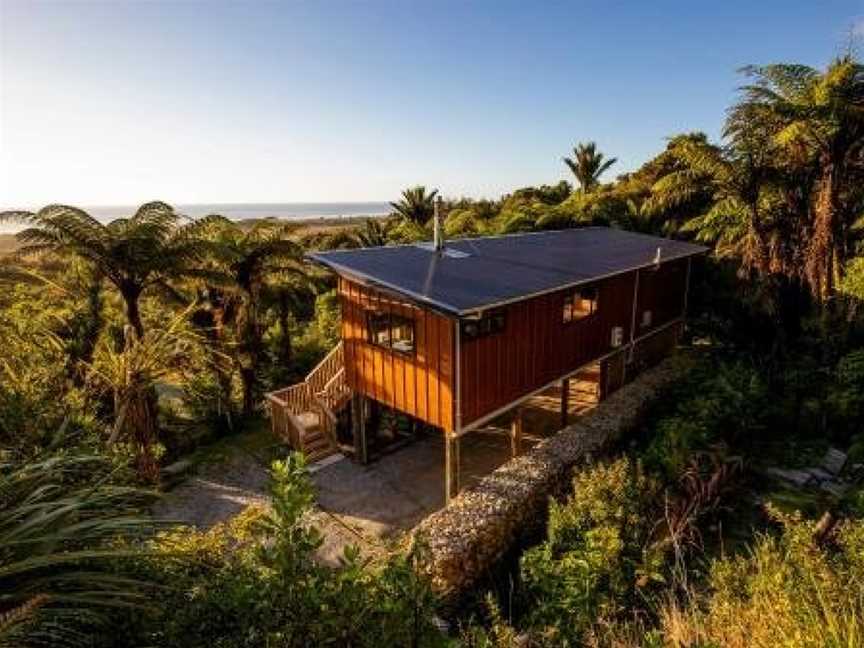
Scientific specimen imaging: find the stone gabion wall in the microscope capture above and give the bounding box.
[412,354,690,598]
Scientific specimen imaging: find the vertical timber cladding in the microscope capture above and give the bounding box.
[338,277,455,433]
[635,257,688,332]
[459,271,638,428]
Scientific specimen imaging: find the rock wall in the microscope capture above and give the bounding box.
[413,354,690,598]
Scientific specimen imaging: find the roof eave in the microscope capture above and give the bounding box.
[305,252,465,317]
[306,246,708,319]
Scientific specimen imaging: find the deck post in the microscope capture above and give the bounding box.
[351,394,369,465]
[510,409,523,457]
[560,378,570,428]
[445,434,460,504]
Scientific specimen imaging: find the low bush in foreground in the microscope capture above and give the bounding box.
[518,458,663,645]
[105,454,447,648]
[0,452,155,648]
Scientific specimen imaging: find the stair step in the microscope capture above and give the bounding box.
[305,447,338,463]
[302,429,325,442]
[303,437,331,451]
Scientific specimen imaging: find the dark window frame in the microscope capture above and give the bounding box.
[460,310,506,340]
[366,310,416,356]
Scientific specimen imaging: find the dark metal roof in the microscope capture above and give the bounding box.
[307,227,707,316]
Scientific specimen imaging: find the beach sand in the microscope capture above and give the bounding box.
[0,234,17,255]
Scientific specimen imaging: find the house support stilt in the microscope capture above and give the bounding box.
[351,394,369,465]
[560,378,570,428]
[510,409,523,458]
[445,434,460,504]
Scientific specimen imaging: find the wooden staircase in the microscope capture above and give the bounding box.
[266,341,352,462]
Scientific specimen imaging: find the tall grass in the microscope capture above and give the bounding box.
[658,509,864,648]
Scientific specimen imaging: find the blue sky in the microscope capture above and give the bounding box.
[1,1,861,207]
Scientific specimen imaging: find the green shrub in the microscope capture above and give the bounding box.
[519,458,662,645]
[0,286,102,455]
[445,208,488,238]
[827,349,864,436]
[642,361,766,479]
[0,451,155,648]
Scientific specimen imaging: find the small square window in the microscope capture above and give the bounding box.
[462,320,480,339]
[563,286,597,323]
[390,318,415,354]
[490,312,506,333]
[461,311,506,339]
[641,310,652,328]
[368,312,390,346]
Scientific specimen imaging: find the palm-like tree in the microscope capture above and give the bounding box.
[0,452,154,647]
[731,57,864,297]
[0,202,221,338]
[204,219,309,415]
[563,142,617,192]
[648,136,782,274]
[389,186,439,225]
[263,276,317,369]
[89,309,202,480]
[353,217,389,247]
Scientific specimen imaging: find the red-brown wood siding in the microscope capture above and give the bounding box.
[338,258,689,433]
[339,278,455,432]
[635,258,688,336]
[458,271,640,428]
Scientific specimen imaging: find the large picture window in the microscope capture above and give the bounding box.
[366,311,415,354]
[563,286,598,323]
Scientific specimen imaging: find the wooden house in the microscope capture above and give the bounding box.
[267,226,706,502]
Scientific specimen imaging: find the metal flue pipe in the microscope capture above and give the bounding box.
[433,195,444,252]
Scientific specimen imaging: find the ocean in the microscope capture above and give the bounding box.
[88,202,391,222]
[0,202,392,233]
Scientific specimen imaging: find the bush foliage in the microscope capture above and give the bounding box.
[102,454,445,648]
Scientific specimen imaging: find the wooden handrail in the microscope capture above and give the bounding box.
[265,340,350,456]
[305,342,344,395]
[321,367,345,394]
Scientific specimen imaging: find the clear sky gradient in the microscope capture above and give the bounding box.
[1,1,861,207]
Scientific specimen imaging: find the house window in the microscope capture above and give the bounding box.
[641,310,653,328]
[563,286,597,323]
[390,317,415,354]
[366,311,415,354]
[461,311,506,339]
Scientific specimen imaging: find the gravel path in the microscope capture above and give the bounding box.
[150,441,392,566]
[152,449,272,528]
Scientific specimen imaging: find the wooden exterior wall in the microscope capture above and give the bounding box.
[338,277,455,432]
[458,257,690,429]
[458,271,637,427]
[634,257,688,335]
[337,257,690,435]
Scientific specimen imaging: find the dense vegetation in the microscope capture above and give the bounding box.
[3,55,864,646]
